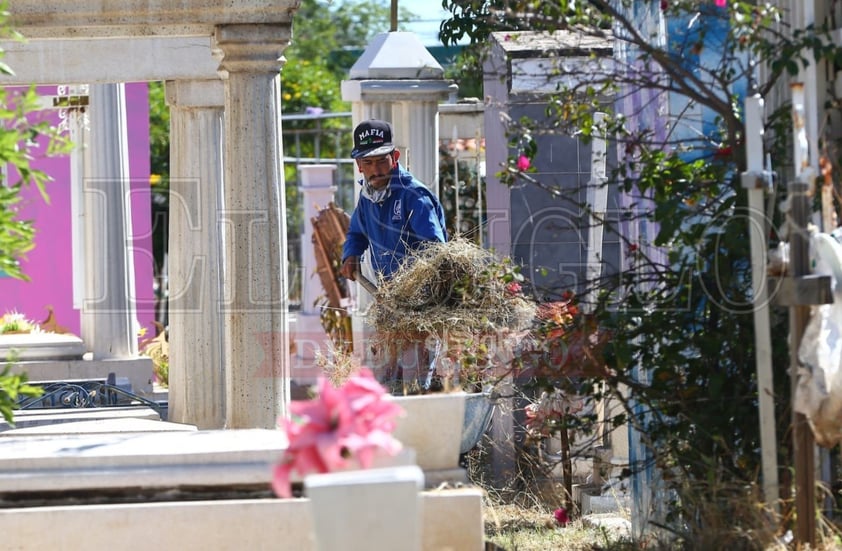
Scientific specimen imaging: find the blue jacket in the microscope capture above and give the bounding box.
[343,164,447,279]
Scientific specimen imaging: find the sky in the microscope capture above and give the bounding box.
[394,0,453,46]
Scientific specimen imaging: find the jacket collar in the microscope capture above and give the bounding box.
[360,164,405,204]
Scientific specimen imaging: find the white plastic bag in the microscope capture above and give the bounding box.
[794,232,842,448]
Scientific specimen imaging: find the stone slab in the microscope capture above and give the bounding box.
[0,406,161,433]
[581,493,631,516]
[0,429,418,495]
[0,36,220,85]
[0,488,485,551]
[10,357,154,395]
[9,1,298,39]
[306,466,425,551]
[422,488,486,551]
[0,333,85,361]
[390,393,466,472]
[1,417,196,436]
[572,482,602,505]
[0,429,288,493]
[582,513,632,538]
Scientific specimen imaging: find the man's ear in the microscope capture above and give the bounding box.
[392,149,401,163]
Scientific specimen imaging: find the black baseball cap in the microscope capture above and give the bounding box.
[351,119,396,159]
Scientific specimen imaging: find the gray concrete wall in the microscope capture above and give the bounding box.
[507,101,620,301]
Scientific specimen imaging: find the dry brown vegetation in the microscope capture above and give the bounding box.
[366,237,536,337]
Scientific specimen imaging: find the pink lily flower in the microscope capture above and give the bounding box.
[272,368,404,498]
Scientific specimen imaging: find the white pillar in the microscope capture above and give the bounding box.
[215,24,291,428]
[80,83,138,359]
[305,466,425,551]
[392,100,445,197]
[341,32,457,199]
[165,78,226,429]
[481,40,512,258]
[63,85,89,311]
[292,165,337,380]
[350,102,392,125]
[299,165,338,315]
[342,83,455,199]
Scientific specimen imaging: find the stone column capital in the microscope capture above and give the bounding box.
[165,79,225,109]
[214,24,291,74]
[341,79,458,103]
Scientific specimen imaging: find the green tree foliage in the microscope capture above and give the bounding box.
[282,0,416,114]
[439,0,589,98]
[0,364,39,424]
[287,0,402,81]
[280,59,346,115]
[442,0,837,540]
[0,86,73,281]
[0,4,73,421]
[147,80,169,281]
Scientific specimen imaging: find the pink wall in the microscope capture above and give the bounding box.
[0,83,155,340]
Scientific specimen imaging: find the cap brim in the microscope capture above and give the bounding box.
[351,145,395,159]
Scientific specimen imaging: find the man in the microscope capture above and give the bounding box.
[340,119,447,283]
[340,119,447,391]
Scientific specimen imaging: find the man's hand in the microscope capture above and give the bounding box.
[340,256,360,281]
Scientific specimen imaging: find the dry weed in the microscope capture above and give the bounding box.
[314,343,361,387]
[365,237,537,338]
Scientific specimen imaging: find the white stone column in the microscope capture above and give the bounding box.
[341,32,457,198]
[391,100,445,196]
[80,83,138,359]
[165,79,226,429]
[343,97,442,188]
[299,165,337,315]
[349,102,393,127]
[215,24,291,428]
[292,165,336,380]
[343,86,454,198]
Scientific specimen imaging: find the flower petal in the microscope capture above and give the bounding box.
[271,462,294,498]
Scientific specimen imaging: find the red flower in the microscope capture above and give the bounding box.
[714,145,732,158]
[505,281,522,295]
[554,507,569,526]
[547,327,566,340]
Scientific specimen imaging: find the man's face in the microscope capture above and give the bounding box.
[356,151,397,190]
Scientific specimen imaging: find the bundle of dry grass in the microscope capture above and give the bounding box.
[366,238,537,338]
